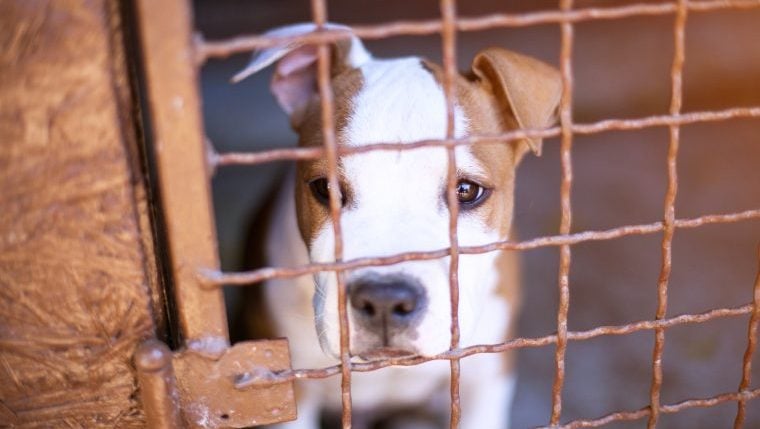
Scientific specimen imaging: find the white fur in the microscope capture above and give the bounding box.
[309,57,503,358]
[267,188,514,427]
[255,33,516,429]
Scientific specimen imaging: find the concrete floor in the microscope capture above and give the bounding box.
[195,1,760,427]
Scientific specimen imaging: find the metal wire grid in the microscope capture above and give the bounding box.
[192,0,760,428]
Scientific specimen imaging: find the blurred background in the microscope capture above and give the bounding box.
[193,0,760,427]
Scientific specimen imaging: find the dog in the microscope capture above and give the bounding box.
[235,23,561,429]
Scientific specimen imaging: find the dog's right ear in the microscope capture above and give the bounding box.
[232,23,371,127]
[471,47,562,158]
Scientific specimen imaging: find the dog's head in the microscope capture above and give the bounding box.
[237,24,561,360]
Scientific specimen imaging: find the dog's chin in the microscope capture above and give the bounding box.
[354,347,417,362]
[319,342,418,362]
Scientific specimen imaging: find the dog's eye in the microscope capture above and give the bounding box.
[309,178,345,207]
[455,180,489,208]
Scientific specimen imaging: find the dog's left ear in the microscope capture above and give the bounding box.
[471,47,562,157]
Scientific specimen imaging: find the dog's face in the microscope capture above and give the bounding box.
[237,24,561,359]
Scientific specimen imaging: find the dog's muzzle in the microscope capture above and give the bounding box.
[348,273,427,357]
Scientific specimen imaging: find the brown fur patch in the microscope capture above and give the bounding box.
[420,59,522,238]
[294,68,364,247]
[420,56,556,375]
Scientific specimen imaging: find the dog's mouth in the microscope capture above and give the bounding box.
[356,347,417,362]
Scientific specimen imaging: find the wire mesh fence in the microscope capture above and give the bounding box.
[189,0,760,428]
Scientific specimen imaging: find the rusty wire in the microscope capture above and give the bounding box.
[550,0,575,425]
[309,0,354,427]
[646,1,687,428]
[201,209,760,288]
[196,0,760,62]
[210,107,760,168]
[439,0,462,426]
[234,302,756,388]
[191,0,760,427]
[733,247,760,429]
[537,388,760,429]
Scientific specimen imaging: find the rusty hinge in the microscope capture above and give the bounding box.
[136,339,296,428]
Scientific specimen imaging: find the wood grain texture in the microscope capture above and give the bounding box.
[0,0,158,426]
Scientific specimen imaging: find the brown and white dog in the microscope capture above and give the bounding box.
[235,23,561,429]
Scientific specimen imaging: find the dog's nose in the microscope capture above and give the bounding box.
[349,275,426,330]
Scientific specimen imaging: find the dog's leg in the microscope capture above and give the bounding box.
[459,353,517,429]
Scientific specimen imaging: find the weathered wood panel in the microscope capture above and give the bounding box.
[0,0,159,426]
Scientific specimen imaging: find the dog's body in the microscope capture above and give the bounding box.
[237,23,561,429]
